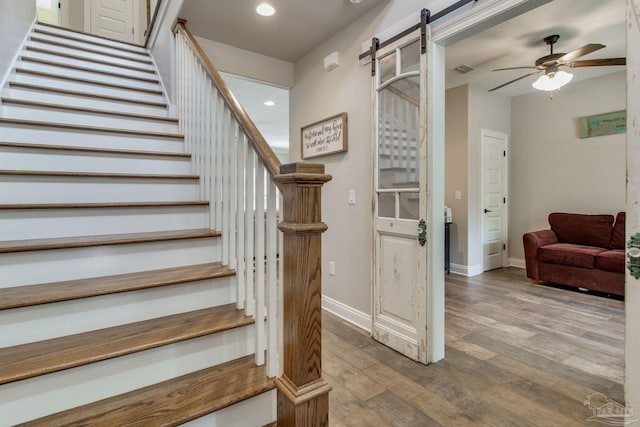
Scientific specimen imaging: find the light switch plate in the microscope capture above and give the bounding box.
[348,190,356,205]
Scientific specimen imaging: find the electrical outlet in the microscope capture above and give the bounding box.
[455,190,462,200]
[329,261,336,276]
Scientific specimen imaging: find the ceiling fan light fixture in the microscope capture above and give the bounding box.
[256,3,275,17]
[532,70,573,91]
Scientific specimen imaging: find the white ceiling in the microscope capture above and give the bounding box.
[445,0,626,97]
[184,0,626,152]
[179,0,389,63]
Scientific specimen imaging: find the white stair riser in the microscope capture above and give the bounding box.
[0,149,191,174]
[0,277,235,347]
[0,207,208,241]
[1,178,199,203]
[184,390,276,427]
[0,238,221,287]
[21,50,157,80]
[0,124,183,152]
[0,325,254,426]
[12,73,164,103]
[5,86,168,116]
[27,41,155,71]
[2,103,178,134]
[34,24,148,54]
[16,61,161,91]
[30,33,151,62]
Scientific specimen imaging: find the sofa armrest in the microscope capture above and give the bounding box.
[523,230,558,280]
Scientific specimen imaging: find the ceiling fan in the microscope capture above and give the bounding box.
[489,34,626,92]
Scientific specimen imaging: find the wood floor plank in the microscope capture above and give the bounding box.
[323,267,625,426]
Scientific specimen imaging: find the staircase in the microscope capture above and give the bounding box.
[0,23,276,426]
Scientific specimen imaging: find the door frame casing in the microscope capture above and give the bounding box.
[424,0,557,363]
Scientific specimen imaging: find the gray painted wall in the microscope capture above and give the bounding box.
[509,71,626,262]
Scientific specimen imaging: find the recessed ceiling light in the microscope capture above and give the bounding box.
[350,0,362,4]
[256,3,275,16]
[264,100,276,106]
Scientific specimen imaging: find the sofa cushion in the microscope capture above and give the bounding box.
[597,249,625,273]
[609,212,625,249]
[548,213,614,248]
[538,243,606,269]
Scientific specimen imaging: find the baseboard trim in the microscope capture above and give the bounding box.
[321,295,371,333]
[449,263,483,277]
[508,258,526,269]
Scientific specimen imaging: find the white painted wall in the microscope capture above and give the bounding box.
[149,0,184,105]
[625,0,639,415]
[195,37,293,88]
[444,83,510,274]
[0,0,35,87]
[509,71,626,262]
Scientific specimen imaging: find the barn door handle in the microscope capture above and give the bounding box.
[484,208,492,213]
[418,219,427,247]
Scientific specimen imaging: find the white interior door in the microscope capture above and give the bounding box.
[88,0,135,43]
[373,33,428,363]
[481,129,508,271]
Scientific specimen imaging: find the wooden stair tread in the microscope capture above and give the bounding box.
[29,35,153,65]
[26,46,155,74]
[0,201,208,210]
[0,117,183,139]
[0,229,220,254]
[0,169,197,179]
[0,141,189,158]
[15,67,162,94]
[35,23,147,52]
[8,82,167,108]
[2,98,177,123]
[19,354,275,426]
[0,304,251,385]
[20,56,160,84]
[0,262,233,310]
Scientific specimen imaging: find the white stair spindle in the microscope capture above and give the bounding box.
[255,161,266,366]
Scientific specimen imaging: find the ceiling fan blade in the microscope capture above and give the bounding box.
[488,70,542,92]
[570,57,626,67]
[492,66,538,71]
[558,43,605,63]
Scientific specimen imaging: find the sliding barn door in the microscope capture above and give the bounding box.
[372,31,429,363]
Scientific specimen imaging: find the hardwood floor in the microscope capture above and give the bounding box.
[322,267,625,426]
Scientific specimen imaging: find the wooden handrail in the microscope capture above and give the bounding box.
[173,19,282,179]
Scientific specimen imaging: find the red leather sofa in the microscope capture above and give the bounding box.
[523,212,625,296]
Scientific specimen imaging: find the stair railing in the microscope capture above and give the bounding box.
[173,19,332,425]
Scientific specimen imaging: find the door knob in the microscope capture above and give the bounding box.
[484,208,492,213]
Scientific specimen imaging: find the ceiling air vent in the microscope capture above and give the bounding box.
[454,64,475,74]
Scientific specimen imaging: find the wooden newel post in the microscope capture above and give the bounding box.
[274,163,332,426]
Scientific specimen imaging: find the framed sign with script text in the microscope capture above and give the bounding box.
[301,113,348,159]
